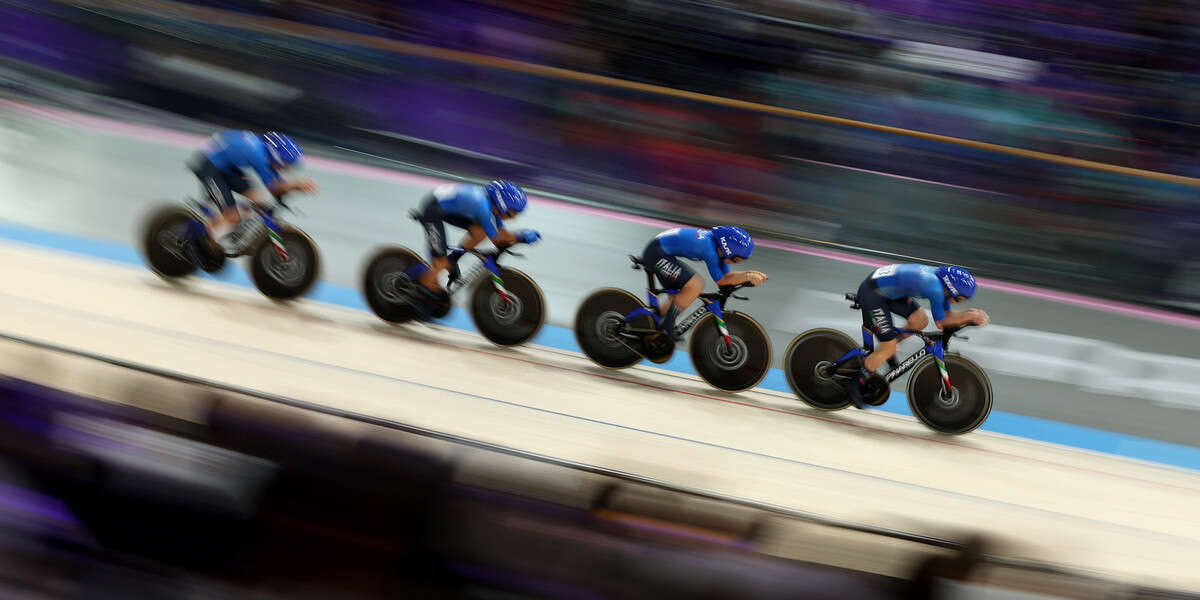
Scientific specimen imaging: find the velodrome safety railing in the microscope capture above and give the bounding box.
[36,0,1200,187]
[8,0,1200,309]
[32,0,1200,187]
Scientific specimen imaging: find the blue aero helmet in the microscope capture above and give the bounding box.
[936,265,977,299]
[711,226,753,259]
[486,180,527,215]
[261,131,303,166]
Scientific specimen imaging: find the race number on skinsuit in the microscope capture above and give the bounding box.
[433,185,459,200]
[872,264,898,279]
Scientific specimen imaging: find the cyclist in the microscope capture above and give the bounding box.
[408,180,539,315]
[185,130,317,266]
[844,263,989,408]
[641,226,767,341]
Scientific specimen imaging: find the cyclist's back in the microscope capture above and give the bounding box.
[654,227,727,283]
[428,184,501,236]
[870,263,945,302]
[199,130,281,185]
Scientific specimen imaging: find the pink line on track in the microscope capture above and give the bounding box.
[6,97,1200,330]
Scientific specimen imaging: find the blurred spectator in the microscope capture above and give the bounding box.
[5,0,1200,306]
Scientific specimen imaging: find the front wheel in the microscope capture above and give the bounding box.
[141,204,200,278]
[471,267,545,346]
[783,328,860,410]
[688,312,771,392]
[574,289,655,369]
[249,225,321,300]
[906,355,992,435]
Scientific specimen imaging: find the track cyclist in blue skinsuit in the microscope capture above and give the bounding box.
[185,130,317,264]
[641,226,767,341]
[410,181,539,311]
[844,263,990,408]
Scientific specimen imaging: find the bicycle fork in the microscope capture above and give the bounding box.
[928,341,953,396]
[707,302,734,350]
[260,212,288,260]
[483,257,512,305]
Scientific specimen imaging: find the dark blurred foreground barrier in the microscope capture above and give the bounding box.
[0,333,1194,599]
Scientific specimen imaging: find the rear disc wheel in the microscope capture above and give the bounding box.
[783,328,859,410]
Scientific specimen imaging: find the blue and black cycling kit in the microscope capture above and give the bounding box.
[417,184,505,259]
[857,263,950,341]
[642,228,730,290]
[187,131,284,211]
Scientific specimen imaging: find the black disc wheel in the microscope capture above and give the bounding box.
[574,288,655,369]
[141,204,200,279]
[362,246,427,323]
[906,355,993,435]
[688,312,771,392]
[249,225,320,300]
[783,328,861,410]
[471,267,545,346]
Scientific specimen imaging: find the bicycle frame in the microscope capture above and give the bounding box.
[444,247,514,304]
[621,293,731,341]
[187,196,289,260]
[621,258,738,348]
[831,327,954,394]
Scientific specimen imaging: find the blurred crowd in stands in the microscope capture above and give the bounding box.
[4,0,1200,306]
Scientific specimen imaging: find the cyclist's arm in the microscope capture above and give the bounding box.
[924,281,951,327]
[249,156,312,198]
[935,310,975,329]
[476,204,518,245]
[239,187,269,206]
[932,292,984,328]
[715,271,753,286]
[265,177,314,197]
[490,229,519,245]
[705,255,731,284]
[246,154,286,195]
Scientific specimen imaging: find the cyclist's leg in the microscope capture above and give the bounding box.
[848,278,903,406]
[862,298,923,372]
[865,340,899,372]
[188,156,237,257]
[209,173,259,254]
[862,283,917,367]
[658,274,703,338]
[899,300,927,333]
[669,276,703,315]
[642,240,696,339]
[238,186,269,211]
[427,213,478,290]
[455,224,488,254]
[190,155,231,224]
[217,171,252,234]
[416,196,451,292]
[415,196,465,292]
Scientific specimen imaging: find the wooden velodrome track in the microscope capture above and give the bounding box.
[0,241,1197,590]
